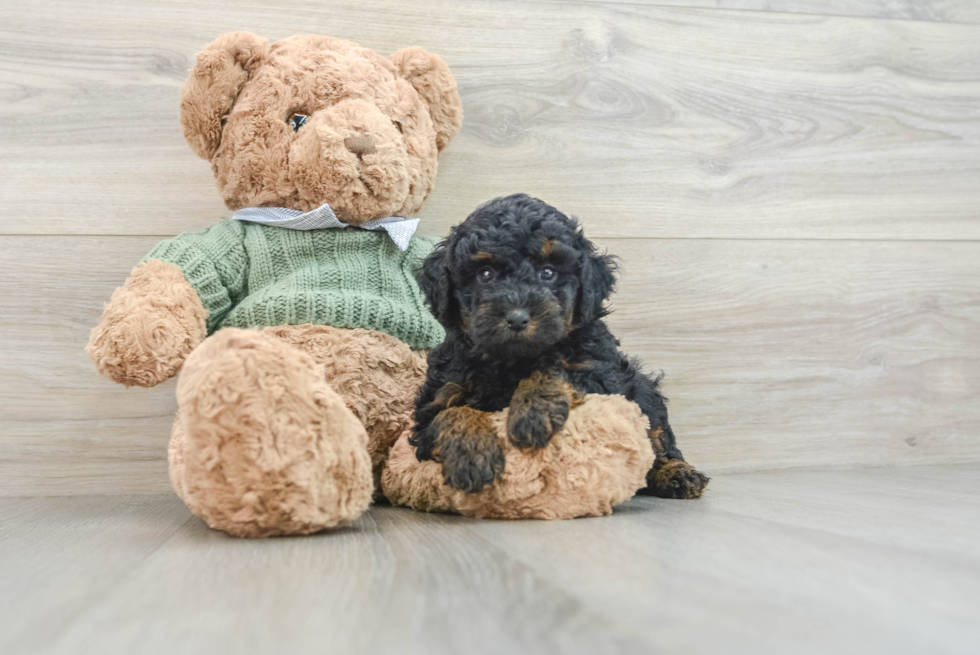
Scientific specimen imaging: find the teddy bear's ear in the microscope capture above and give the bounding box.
[180,31,268,160]
[389,47,463,152]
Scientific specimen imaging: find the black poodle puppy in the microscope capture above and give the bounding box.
[411,194,709,499]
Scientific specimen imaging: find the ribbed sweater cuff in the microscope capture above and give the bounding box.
[143,240,233,333]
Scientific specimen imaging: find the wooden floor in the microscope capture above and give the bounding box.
[2,465,978,655]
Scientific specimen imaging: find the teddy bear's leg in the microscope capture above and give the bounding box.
[173,328,373,538]
[382,394,655,520]
[261,325,427,498]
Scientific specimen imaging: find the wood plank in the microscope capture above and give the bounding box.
[3,466,980,654]
[467,471,980,654]
[2,235,978,495]
[0,495,193,655]
[1,1,979,239]
[609,237,980,473]
[556,1,980,25]
[706,464,980,560]
[5,498,650,654]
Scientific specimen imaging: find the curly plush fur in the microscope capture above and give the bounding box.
[169,325,423,537]
[86,259,207,388]
[170,328,373,537]
[383,394,653,519]
[260,324,428,493]
[410,194,709,499]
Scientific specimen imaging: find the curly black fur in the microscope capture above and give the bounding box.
[412,194,708,497]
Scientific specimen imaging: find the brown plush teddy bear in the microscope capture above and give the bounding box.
[87,32,654,537]
[87,32,463,537]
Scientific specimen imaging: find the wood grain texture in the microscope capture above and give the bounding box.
[2,235,978,495]
[555,1,980,24]
[2,466,979,654]
[0,495,193,655]
[1,1,979,239]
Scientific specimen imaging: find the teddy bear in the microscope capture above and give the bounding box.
[88,32,656,537]
[87,32,463,537]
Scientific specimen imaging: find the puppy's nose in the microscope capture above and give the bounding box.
[506,309,531,332]
[344,135,376,157]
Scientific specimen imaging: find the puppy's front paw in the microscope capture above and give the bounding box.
[440,436,505,494]
[507,407,559,450]
[432,407,505,494]
[507,372,573,450]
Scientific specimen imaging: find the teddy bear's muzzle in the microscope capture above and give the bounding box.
[288,99,411,224]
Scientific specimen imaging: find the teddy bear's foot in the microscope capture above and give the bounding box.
[171,328,374,538]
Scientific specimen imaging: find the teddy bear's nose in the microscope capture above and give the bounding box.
[343,135,376,157]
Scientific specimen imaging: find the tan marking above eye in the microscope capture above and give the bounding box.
[471,252,493,260]
[541,239,555,257]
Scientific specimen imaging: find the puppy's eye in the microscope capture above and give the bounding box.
[539,266,557,282]
[477,267,495,284]
[287,113,308,132]
[392,119,404,134]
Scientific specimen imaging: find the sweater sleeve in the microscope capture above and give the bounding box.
[142,219,249,334]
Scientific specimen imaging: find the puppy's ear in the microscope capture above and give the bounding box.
[180,31,268,161]
[417,241,458,328]
[578,246,617,323]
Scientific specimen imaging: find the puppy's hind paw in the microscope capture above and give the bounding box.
[640,459,710,499]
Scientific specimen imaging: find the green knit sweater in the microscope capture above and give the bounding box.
[143,219,445,350]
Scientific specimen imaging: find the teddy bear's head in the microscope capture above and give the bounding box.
[179,32,462,224]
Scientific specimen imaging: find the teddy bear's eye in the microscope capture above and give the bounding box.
[287,113,308,132]
[392,120,404,134]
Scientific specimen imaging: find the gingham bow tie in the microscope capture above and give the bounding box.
[231,202,419,251]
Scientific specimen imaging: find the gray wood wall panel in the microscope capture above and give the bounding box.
[1,1,978,239]
[554,1,980,24]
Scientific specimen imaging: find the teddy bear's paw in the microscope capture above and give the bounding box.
[641,459,710,499]
[87,259,207,388]
[430,406,505,494]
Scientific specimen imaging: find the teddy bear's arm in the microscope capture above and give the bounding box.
[86,259,207,388]
[87,220,249,387]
